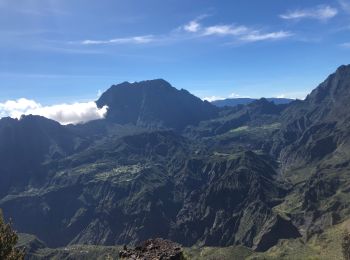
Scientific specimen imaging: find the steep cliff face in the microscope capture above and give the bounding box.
[269,65,350,239]
[272,65,350,169]
[170,151,300,250]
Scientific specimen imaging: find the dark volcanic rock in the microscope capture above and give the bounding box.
[119,238,184,260]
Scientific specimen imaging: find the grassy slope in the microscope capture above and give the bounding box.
[183,218,350,260]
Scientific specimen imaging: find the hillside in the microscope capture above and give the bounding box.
[1,65,350,259]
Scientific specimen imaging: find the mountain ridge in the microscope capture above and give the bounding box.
[1,65,350,257]
[212,97,294,107]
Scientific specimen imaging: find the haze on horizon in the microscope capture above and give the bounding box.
[1,0,350,123]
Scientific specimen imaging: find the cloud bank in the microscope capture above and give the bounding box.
[203,92,250,102]
[0,98,108,125]
[280,5,338,21]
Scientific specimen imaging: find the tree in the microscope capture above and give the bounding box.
[342,230,350,260]
[0,210,24,260]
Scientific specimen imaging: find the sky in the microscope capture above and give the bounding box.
[1,0,350,124]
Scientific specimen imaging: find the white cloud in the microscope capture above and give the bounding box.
[203,92,251,102]
[79,35,154,45]
[0,98,108,125]
[74,15,292,48]
[202,25,249,36]
[240,31,293,42]
[276,91,308,100]
[229,93,242,98]
[280,5,338,21]
[203,96,225,102]
[180,18,292,43]
[184,20,201,32]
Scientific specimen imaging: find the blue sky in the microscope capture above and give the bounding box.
[1,0,350,107]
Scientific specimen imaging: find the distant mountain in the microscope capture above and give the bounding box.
[212,97,293,107]
[96,79,218,130]
[185,98,287,140]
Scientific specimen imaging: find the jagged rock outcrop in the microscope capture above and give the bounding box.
[119,238,184,260]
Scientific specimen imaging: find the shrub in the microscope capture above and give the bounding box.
[0,210,24,260]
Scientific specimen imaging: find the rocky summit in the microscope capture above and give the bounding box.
[1,66,350,259]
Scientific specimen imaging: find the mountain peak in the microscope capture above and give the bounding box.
[112,79,172,89]
[336,64,350,75]
[96,79,218,130]
[306,64,350,104]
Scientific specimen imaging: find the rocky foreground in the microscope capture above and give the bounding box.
[119,238,185,260]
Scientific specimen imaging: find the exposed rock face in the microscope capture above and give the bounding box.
[119,238,184,260]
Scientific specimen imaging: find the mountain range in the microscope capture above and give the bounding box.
[1,65,350,259]
[211,97,294,107]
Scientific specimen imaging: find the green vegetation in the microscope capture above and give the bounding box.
[26,244,122,260]
[342,231,350,260]
[184,246,253,260]
[0,210,24,260]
